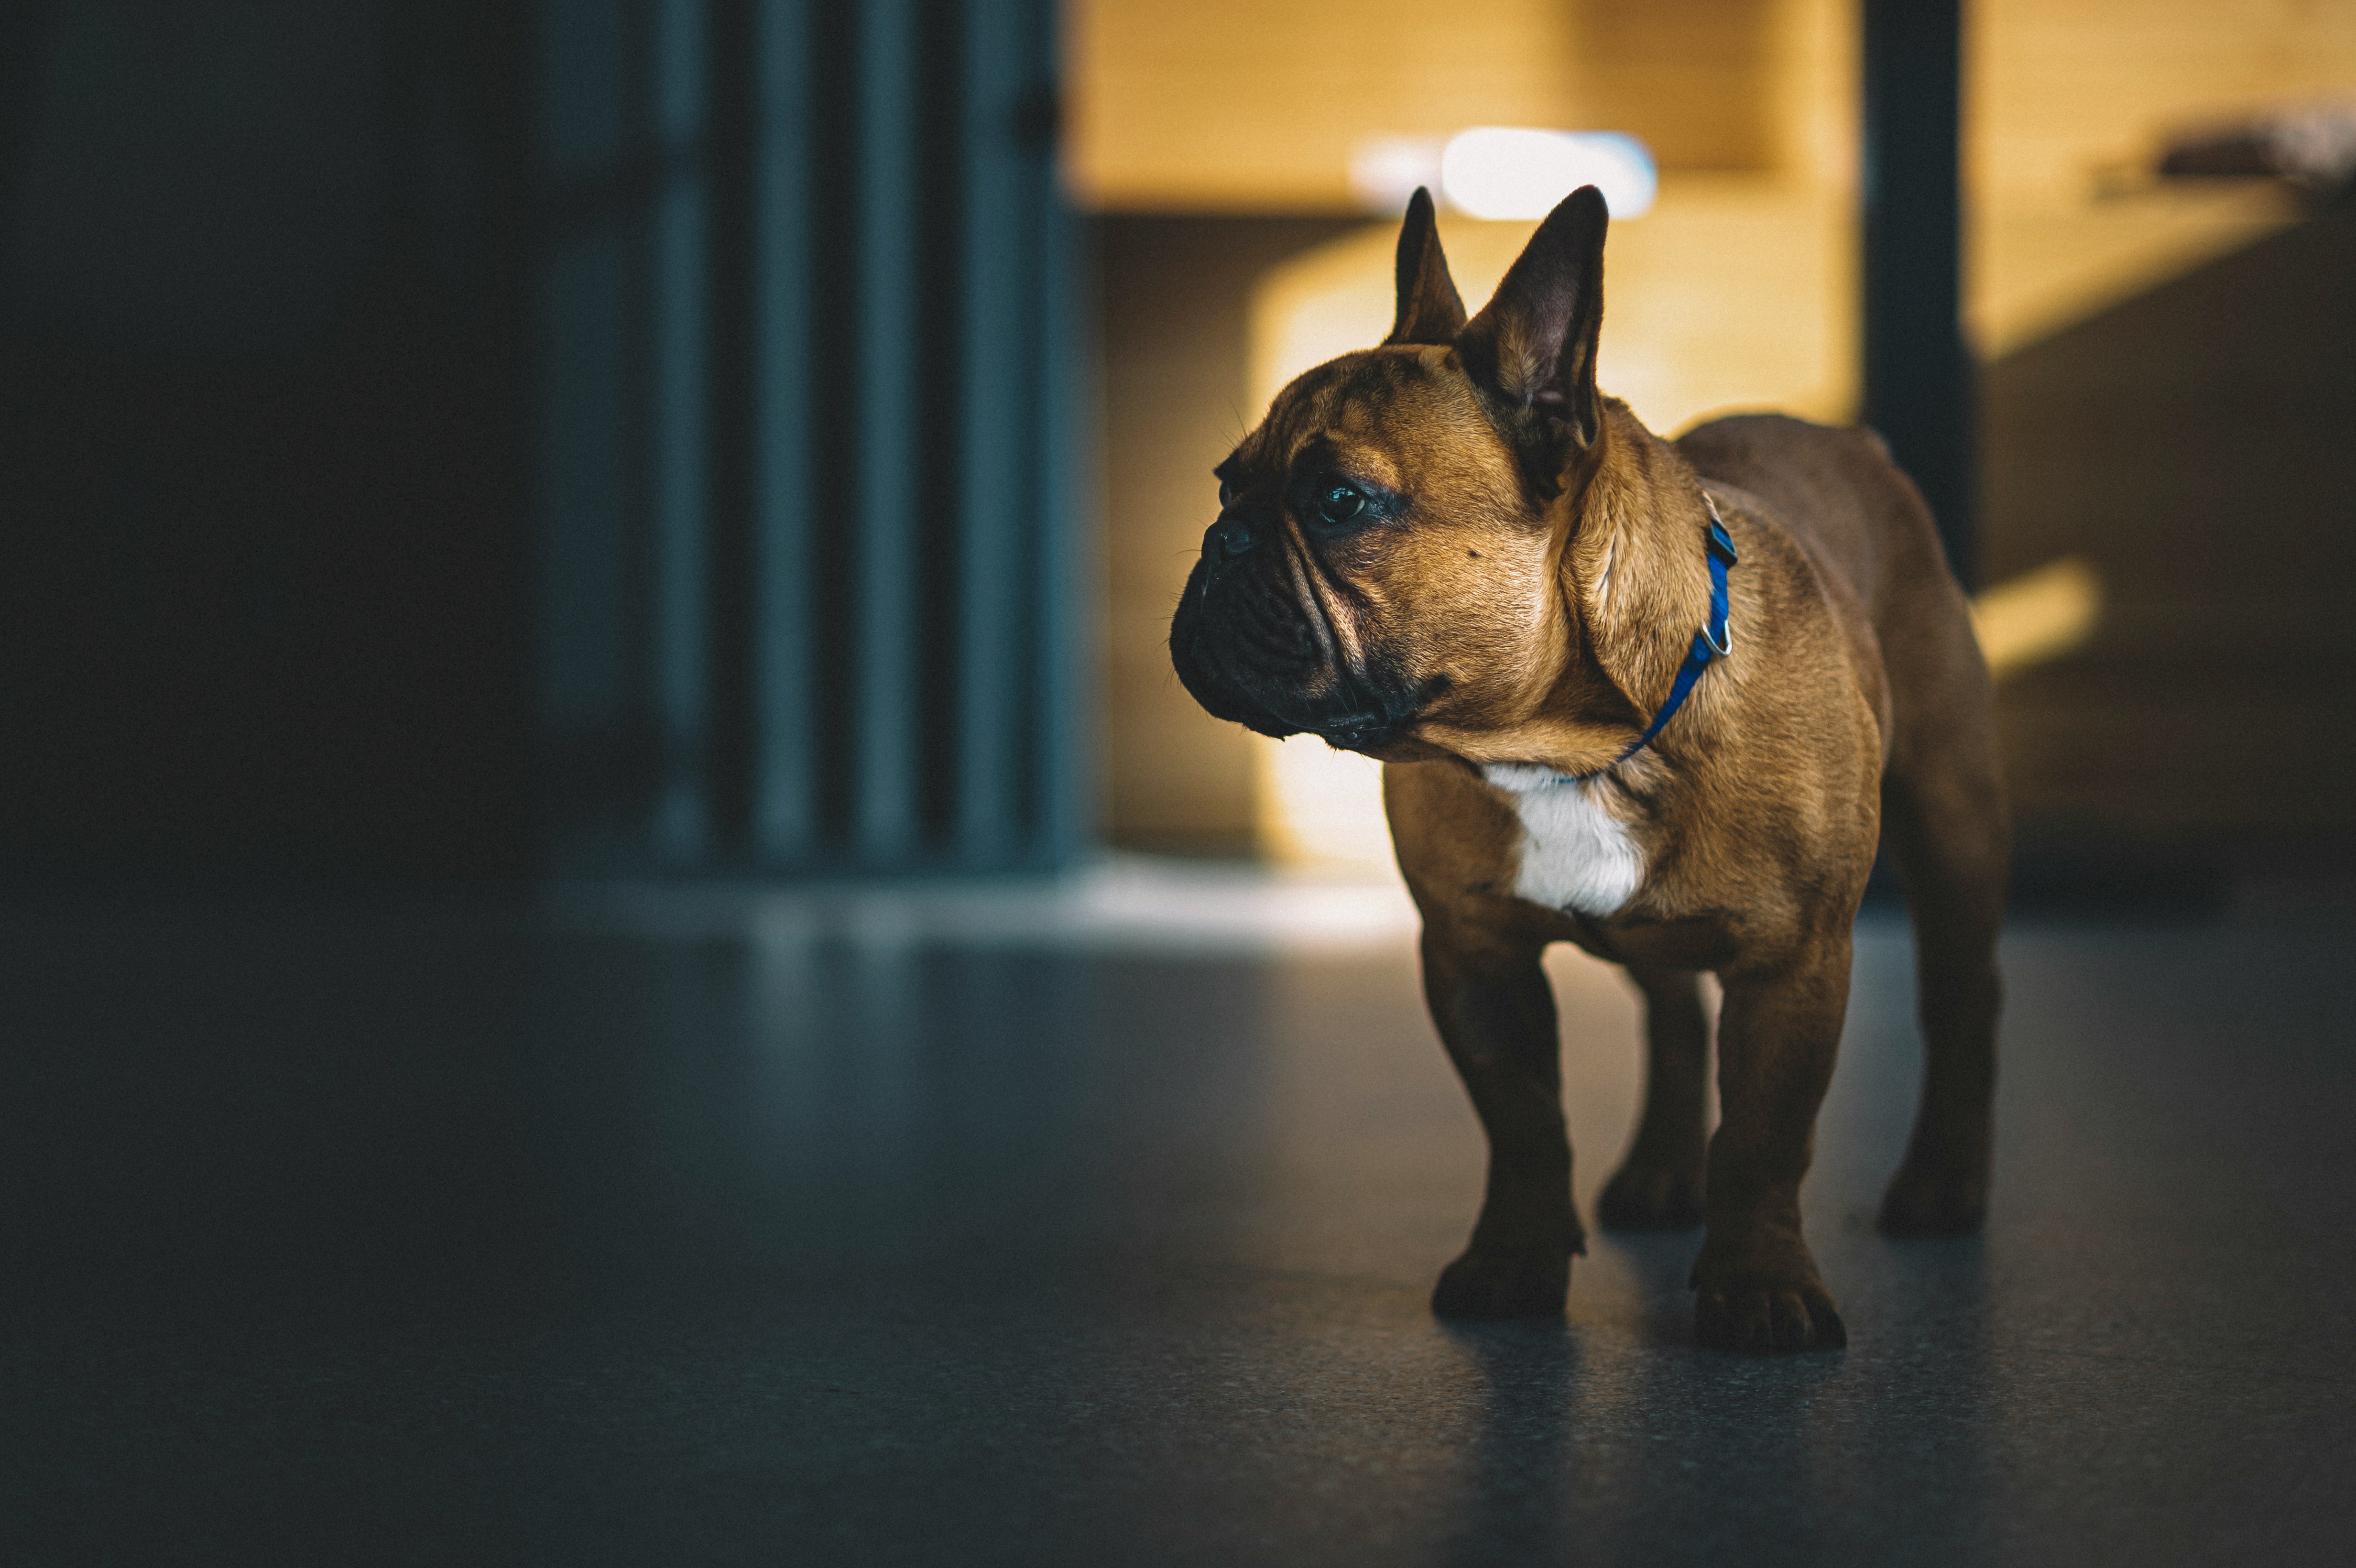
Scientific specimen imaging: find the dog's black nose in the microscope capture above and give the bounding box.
[1210,516,1257,558]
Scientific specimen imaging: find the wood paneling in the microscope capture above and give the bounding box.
[1067,0,1836,210]
[1983,209,2356,840]
[1571,0,1778,171]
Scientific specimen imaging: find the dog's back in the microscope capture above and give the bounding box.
[1675,413,1990,786]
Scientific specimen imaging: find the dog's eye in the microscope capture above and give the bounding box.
[1315,481,1365,526]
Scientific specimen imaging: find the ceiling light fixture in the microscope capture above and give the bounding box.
[1440,127,1656,219]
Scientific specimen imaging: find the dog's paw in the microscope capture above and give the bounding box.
[1596,1162,1706,1231]
[1693,1284,1846,1352]
[1691,1238,1845,1352]
[1431,1247,1571,1321]
[1877,1164,1987,1236]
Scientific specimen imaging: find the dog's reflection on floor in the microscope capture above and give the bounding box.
[1435,1318,1578,1567]
[1429,1229,1895,1563]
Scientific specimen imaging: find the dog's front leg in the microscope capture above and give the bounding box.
[1691,937,1851,1350]
[1420,924,1583,1319]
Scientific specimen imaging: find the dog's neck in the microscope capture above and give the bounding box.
[1430,401,1722,779]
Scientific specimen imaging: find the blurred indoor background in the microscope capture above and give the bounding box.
[2,0,2352,893]
[9,7,2356,1560]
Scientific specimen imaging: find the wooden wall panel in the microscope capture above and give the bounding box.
[1068,0,1835,210]
[1983,209,2356,841]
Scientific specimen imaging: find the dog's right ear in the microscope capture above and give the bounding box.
[1384,188,1467,347]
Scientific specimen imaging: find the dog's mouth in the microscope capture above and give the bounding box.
[1169,521,1437,756]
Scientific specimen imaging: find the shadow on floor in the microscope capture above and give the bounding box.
[2,880,2351,1565]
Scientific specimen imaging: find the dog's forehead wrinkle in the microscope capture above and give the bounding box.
[1276,349,1415,419]
[1245,379,1344,477]
[1270,355,1363,421]
[1345,352,1410,406]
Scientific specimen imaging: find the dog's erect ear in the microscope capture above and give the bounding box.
[1384,188,1467,347]
[1455,185,1609,498]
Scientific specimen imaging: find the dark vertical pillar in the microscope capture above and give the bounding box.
[957,0,1030,862]
[649,0,712,860]
[1032,19,1092,866]
[853,0,921,861]
[536,0,637,866]
[705,0,758,853]
[748,0,816,862]
[1860,0,1974,588]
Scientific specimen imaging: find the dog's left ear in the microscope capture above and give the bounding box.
[1456,185,1608,499]
[1384,188,1466,347]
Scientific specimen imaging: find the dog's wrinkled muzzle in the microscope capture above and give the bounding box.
[1171,533,1426,755]
[1173,522,1341,740]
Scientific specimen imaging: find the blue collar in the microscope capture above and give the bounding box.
[1584,496,1737,775]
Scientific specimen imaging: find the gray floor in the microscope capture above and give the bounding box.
[3,867,2352,1565]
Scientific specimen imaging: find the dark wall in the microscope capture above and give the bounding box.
[0,1,533,880]
[1984,205,2356,847]
[0,0,1084,884]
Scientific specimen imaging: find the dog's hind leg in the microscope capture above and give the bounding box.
[1692,937,1851,1350]
[1877,737,2008,1236]
[1419,923,1583,1319]
[1596,964,1709,1230]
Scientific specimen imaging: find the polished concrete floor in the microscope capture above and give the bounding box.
[3,864,2352,1565]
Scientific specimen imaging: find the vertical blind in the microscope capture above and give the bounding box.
[535,0,1086,875]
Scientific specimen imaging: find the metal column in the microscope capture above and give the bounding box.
[1861,0,1974,588]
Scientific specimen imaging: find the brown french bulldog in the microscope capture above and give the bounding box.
[1169,187,2007,1351]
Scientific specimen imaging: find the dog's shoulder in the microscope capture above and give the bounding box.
[1675,413,1955,621]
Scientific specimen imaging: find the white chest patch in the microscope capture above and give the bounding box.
[1480,763,1646,917]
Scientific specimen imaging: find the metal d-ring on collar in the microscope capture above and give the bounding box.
[1583,492,1738,775]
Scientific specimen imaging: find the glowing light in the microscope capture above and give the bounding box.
[1256,739,1396,870]
[1439,127,1656,219]
[1348,135,1444,213]
[1970,555,2104,677]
